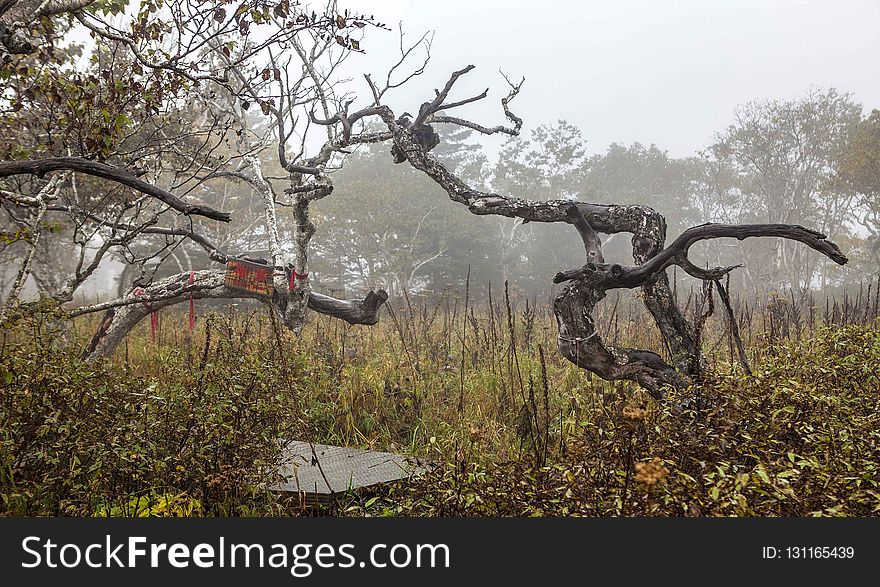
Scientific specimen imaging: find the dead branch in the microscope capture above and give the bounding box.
[365,65,849,398]
[0,158,231,221]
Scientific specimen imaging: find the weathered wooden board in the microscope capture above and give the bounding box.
[224,258,274,296]
[274,441,427,503]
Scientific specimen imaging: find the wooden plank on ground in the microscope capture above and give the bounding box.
[274,441,427,500]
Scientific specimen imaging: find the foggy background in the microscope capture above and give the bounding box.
[337,0,880,158]
[4,0,879,303]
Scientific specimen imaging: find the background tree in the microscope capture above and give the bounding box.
[489,121,586,292]
[837,109,880,270]
[310,125,494,298]
[701,88,861,297]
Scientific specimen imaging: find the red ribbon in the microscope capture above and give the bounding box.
[149,309,159,342]
[289,269,309,292]
[134,287,158,342]
[188,270,196,333]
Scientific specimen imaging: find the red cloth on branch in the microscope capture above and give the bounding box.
[188,271,195,333]
[224,259,273,296]
[289,269,309,292]
[133,286,159,342]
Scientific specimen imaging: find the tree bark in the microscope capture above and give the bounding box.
[80,269,387,359]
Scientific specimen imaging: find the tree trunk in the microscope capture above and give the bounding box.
[80,269,387,359]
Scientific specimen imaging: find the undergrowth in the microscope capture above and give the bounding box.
[346,324,880,516]
[1,293,878,517]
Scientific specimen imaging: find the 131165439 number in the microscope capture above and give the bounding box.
[762,546,855,559]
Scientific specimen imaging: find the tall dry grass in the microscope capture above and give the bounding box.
[2,279,878,515]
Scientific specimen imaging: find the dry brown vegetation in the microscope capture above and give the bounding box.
[2,282,879,516]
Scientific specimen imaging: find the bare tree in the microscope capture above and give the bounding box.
[1,1,392,351]
[306,65,847,398]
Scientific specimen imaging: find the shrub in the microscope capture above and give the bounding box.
[0,319,302,516]
[344,323,880,517]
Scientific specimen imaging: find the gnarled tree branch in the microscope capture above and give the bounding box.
[357,64,849,398]
[79,269,388,359]
[551,222,846,397]
[0,158,232,221]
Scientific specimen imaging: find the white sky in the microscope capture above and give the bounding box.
[334,0,880,158]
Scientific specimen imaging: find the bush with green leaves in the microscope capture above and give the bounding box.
[1,305,878,517]
[0,314,302,516]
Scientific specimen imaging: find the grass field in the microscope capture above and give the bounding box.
[2,284,879,516]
